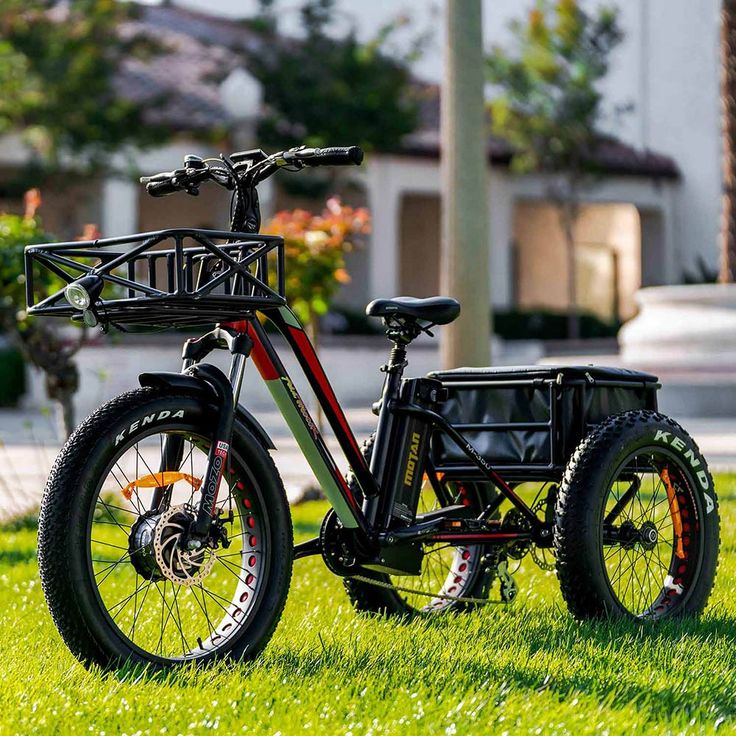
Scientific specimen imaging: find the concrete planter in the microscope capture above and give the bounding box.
[620,284,736,367]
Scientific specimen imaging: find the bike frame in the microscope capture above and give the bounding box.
[205,305,547,557]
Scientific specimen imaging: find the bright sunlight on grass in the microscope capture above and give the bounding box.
[1,478,735,735]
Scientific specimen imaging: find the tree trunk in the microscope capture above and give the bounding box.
[440,0,491,369]
[720,0,736,283]
[560,200,580,341]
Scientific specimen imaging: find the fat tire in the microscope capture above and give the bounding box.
[38,387,293,670]
[554,409,720,620]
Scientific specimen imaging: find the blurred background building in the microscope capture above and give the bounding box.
[0,0,723,328]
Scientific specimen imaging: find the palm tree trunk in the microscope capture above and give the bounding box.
[560,201,580,340]
[720,0,736,283]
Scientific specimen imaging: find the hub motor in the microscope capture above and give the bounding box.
[128,504,216,586]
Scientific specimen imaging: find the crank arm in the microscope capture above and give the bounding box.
[294,536,322,559]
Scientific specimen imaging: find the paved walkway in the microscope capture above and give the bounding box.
[1,406,734,522]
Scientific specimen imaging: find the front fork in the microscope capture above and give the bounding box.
[151,328,251,545]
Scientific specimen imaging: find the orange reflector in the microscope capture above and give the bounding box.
[660,467,685,559]
[121,472,202,501]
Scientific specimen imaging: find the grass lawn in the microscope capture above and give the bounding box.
[1,479,735,735]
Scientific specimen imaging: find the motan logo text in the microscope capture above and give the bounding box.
[403,432,421,486]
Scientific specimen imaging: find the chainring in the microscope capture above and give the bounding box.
[320,509,359,576]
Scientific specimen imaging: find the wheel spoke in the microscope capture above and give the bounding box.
[84,426,265,663]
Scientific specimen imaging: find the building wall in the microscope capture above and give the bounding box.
[364,154,678,317]
[175,0,723,282]
[513,202,641,321]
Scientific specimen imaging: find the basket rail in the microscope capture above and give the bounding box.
[25,228,286,327]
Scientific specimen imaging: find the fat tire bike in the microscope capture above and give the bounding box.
[25,144,720,670]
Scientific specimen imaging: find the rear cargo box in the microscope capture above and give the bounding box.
[428,365,659,478]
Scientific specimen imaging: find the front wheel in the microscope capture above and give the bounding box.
[38,387,292,670]
[555,410,720,620]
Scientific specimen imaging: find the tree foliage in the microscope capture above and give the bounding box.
[0,0,163,164]
[261,196,370,329]
[247,0,420,151]
[486,0,623,177]
[0,192,83,434]
[486,0,624,338]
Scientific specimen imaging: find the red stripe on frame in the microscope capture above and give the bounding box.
[221,321,280,381]
[288,326,362,457]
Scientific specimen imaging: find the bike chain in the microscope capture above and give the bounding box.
[349,549,518,606]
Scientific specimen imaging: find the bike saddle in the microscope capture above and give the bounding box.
[366,296,461,325]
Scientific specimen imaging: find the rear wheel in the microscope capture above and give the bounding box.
[343,437,496,616]
[38,388,292,670]
[555,410,719,620]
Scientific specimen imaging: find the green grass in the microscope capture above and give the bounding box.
[1,483,736,736]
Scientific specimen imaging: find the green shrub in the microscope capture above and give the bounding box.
[493,308,620,341]
[0,345,25,406]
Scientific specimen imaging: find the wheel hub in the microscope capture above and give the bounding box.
[128,504,216,586]
[639,520,659,551]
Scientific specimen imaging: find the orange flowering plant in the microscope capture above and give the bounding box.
[261,196,371,339]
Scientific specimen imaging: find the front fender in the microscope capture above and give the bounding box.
[139,371,276,451]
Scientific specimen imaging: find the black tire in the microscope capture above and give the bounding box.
[343,436,496,617]
[38,387,293,670]
[555,410,719,620]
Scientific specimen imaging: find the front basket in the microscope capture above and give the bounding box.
[24,228,286,328]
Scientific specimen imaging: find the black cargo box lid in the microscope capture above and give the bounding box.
[427,365,659,384]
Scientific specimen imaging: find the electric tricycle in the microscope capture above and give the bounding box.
[25,144,720,670]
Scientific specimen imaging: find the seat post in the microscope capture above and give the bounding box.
[363,322,416,524]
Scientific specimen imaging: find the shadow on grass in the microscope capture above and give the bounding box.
[115,605,736,726]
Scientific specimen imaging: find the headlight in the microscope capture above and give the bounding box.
[64,282,91,310]
[64,275,103,311]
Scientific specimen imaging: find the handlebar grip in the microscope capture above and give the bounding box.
[300,146,364,167]
[146,179,179,197]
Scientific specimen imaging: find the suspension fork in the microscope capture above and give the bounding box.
[187,363,237,540]
[151,328,252,544]
[150,335,249,514]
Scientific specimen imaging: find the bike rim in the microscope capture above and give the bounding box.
[601,447,703,619]
[390,482,484,612]
[86,426,269,663]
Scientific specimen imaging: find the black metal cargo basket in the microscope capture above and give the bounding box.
[24,228,286,328]
[429,365,660,481]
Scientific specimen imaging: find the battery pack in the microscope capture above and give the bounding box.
[385,378,444,526]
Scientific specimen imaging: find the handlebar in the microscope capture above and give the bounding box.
[138,144,364,198]
[295,146,364,167]
[145,178,180,198]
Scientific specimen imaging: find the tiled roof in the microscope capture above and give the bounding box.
[121,4,680,179]
[401,84,680,179]
[115,4,262,131]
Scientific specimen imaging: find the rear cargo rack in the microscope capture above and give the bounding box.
[429,366,660,482]
[24,228,286,328]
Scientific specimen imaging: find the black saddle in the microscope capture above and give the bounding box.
[366,296,461,325]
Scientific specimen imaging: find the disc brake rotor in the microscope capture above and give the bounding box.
[153,504,216,587]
